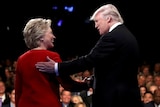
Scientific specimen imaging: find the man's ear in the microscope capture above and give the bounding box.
[106,16,111,22]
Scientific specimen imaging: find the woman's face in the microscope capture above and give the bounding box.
[42,27,55,49]
[9,89,15,103]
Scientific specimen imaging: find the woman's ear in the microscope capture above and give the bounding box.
[40,38,44,41]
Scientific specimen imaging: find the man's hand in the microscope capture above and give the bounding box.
[35,56,55,73]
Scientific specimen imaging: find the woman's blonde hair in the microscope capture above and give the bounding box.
[23,18,51,49]
[74,102,86,107]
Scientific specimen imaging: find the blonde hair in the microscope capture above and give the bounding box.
[90,4,124,23]
[23,18,52,49]
[74,102,86,107]
[71,95,83,104]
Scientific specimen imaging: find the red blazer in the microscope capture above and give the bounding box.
[15,50,63,107]
[15,50,88,107]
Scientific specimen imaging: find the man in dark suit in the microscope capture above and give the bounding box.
[2,87,15,107]
[36,3,143,107]
[60,89,74,107]
[0,81,10,106]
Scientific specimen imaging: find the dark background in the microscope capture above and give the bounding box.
[0,0,159,65]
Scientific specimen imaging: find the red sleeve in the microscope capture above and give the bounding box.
[15,58,23,107]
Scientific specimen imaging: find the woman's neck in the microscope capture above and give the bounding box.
[32,47,46,50]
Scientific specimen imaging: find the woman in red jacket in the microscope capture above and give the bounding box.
[15,18,88,107]
[15,17,62,107]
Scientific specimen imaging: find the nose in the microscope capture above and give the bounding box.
[53,34,56,39]
[95,23,98,28]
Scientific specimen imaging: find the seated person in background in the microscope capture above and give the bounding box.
[148,84,158,94]
[74,102,87,107]
[142,91,154,107]
[60,89,74,107]
[3,87,15,107]
[71,95,83,105]
[153,89,160,107]
[79,88,93,107]
[0,80,10,106]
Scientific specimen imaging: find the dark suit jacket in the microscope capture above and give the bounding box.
[2,93,10,105]
[61,102,75,107]
[143,101,155,107]
[58,24,143,107]
[79,90,92,107]
[2,103,10,107]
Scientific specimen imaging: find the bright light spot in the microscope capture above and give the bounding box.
[64,6,74,12]
[57,20,63,27]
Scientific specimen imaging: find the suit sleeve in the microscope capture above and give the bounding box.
[58,34,116,76]
[51,52,89,91]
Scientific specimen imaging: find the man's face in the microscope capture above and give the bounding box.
[94,13,110,35]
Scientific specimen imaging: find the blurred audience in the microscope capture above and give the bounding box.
[0,81,10,106]
[2,87,15,107]
[60,89,74,107]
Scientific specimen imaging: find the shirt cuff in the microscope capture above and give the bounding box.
[54,62,59,76]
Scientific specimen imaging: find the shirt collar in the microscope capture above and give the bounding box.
[1,94,6,102]
[109,22,122,32]
[10,102,15,107]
